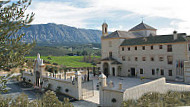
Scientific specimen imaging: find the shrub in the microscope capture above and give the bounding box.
[53,63,58,65]
[123,91,190,107]
[0,91,73,107]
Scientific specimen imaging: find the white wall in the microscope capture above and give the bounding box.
[42,76,80,99]
[100,77,190,107]
[22,72,83,100]
[101,89,123,107]
[123,78,166,100]
[120,42,188,80]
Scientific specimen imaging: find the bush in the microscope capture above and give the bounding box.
[53,63,58,65]
[123,91,190,107]
[47,57,52,60]
[0,91,73,107]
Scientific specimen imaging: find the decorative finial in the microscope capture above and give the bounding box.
[141,17,144,23]
[37,53,40,59]
[104,19,106,23]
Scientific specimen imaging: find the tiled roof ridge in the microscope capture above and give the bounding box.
[129,22,156,31]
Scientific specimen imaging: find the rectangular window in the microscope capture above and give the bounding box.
[142,46,145,50]
[161,69,164,75]
[128,47,130,51]
[168,70,172,76]
[140,69,143,74]
[159,56,164,61]
[152,69,155,75]
[167,56,173,65]
[122,56,125,61]
[151,45,154,50]
[135,57,138,61]
[167,45,172,52]
[135,46,137,50]
[159,45,163,49]
[142,57,146,61]
[151,57,154,61]
[122,47,124,51]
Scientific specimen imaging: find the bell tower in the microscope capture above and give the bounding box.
[102,22,108,36]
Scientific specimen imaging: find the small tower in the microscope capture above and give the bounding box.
[34,53,45,87]
[102,22,108,36]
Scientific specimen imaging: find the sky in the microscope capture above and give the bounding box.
[25,0,190,35]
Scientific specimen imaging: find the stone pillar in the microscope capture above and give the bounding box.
[118,83,122,90]
[99,73,107,106]
[109,81,113,88]
[115,66,118,76]
[75,71,82,100]
[99,73,107,87]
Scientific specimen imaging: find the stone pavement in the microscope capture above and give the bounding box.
[72,100,98,107]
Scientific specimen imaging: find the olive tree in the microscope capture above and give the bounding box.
[0,0,35,70]
[0,0,35,92]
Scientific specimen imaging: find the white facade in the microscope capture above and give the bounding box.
[98,22,190,81]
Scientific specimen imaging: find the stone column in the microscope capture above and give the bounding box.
[115,66,118,76]
[75,71,82,100]
[99,73,107,106]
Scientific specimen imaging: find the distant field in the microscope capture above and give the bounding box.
[26,56,100,67]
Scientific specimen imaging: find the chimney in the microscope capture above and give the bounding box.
[118,83,122,90]
[109,81,113,88]
[173,30,178,40]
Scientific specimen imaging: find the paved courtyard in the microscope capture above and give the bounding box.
[81,75,153,105]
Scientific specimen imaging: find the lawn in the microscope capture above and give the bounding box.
[26,56,100,67]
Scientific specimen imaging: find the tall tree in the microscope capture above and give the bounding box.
[0,0,35,70]
[0,0,35,93]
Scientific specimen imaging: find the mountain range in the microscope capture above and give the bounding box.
[16,23,102,45]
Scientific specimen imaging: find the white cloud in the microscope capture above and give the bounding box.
[27,0,190,34]
[89,0,190,34]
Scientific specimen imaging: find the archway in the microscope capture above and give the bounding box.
[36,71,40,86]
[103,62,109,77]
[112,67,115,76]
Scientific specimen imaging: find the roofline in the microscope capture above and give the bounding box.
[129,29,157,32]
[101,37,132,40]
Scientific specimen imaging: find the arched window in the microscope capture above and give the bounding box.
[105,27,107,33]
[109,52,112,58]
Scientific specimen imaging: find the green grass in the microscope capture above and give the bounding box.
[26,56,100,67]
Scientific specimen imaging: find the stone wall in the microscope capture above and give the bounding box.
[42,76,80,99]
[123,78,166,100]
[22,72,35,83]
[22,71,83,100]
[123,77,190,101]
[184,61,190,83]
[101,89,123,107]
[100,77,190,107]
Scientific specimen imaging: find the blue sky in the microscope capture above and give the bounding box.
[26,0,190,35]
